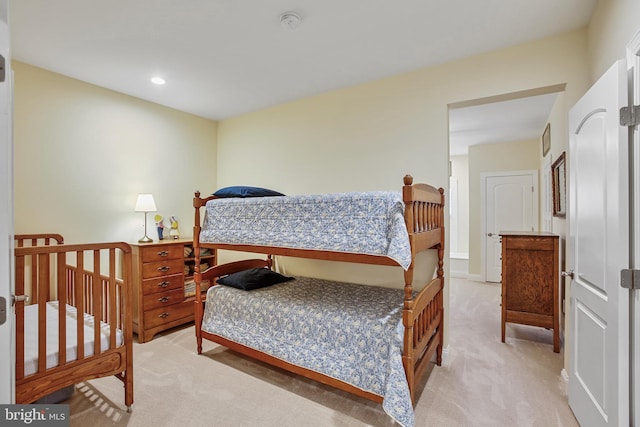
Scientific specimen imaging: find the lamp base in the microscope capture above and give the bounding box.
[138,235,153,243]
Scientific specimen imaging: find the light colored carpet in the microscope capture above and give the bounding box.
[64,278,579,426]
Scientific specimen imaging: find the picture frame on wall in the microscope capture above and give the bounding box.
[542,123,551,157]
[551,152,566,217]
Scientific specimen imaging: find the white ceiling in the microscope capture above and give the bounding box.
[9,0,596,147]
[449,92,560,156]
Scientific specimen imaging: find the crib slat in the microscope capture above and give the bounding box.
[15,253,25,380]
[37,253,49,374]
[109,248,117,349]
[57,253,67,365]
[93,250,102,354]
[75,251,84,360]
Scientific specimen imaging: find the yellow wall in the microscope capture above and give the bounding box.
[467,139,540,277]
[12,61,218,244]
[216,30,589,275]
[215,29,591,349]
[588,0,640,82]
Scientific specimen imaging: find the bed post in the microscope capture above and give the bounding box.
[436,187,445,365]
[401,174,416,402]
[193,191,204,354]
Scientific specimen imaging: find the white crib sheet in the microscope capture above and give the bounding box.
[22,301,123,377]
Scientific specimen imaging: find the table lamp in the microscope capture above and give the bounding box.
[135,193,157,243]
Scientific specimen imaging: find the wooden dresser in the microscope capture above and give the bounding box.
[131,238,214,342]
[499,231,560,352]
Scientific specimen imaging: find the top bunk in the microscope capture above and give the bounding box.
[192,175,444,269]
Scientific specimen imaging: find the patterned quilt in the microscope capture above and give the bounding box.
[202,276,415,427]
[200,191,412,270]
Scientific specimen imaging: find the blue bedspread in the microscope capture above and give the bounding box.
[202,276,415,427]
[200,191,412,270]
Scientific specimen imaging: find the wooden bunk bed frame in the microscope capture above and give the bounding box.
[14,234,134,409]
[191,175,445,404]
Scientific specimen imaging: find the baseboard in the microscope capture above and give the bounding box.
[441,344,450,366]
[449,255,468,279]
[561,369,569,394]
[450,270,468,279]
[466,273,482,282]
[430,344,450,366]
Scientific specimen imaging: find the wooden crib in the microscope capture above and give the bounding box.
[14,234,134,408]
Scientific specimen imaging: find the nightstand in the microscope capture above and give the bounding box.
[499,231,560,352]
[131,238,214,342]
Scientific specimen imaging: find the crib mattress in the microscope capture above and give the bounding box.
[202,276,414,427]
[23,301,123,377]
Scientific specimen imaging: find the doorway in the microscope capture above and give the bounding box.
[448,85,564,281]
[481,170,538,283]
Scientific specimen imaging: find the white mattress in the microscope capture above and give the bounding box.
[22,301,123,377]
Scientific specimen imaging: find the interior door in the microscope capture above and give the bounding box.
[0,0,13,404]
[568,59,629,427]
[483,171,537,282]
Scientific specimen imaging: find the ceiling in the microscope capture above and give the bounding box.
[449,92,560,156]
[9,1,597,147]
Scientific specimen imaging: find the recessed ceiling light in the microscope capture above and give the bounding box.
[151,77,166,85]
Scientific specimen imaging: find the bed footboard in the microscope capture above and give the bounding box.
[14,239,133,408]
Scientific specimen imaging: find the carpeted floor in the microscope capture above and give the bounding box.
[64,278,579,426]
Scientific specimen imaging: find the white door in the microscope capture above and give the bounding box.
[568,59,629,427]
[0,0,13,404]
[482,171,538,282]
[627,30,640,427]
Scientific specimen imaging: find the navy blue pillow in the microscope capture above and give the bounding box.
[213,186,285,198]
[217,268,294,291]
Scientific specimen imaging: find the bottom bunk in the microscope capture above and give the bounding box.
[196,259,443,427]
[14,235,134,408]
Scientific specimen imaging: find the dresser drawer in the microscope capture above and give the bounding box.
[141,273,184,295]
[143,288,184,311]
[142,259,183,279]
[140,245,183,262]
[143,301,194,329]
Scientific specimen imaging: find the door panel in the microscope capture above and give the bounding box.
[484,173,537,282]
[568,59,629,427]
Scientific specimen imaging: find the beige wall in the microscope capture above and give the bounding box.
[588,0,640,82]
[560,0,640,378]
[467,139,540,277]
[216,29,591,349]
[449,155,469,256]
[12,61,218,244]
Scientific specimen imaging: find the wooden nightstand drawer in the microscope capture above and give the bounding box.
[132,238,212,342]
[143,302,194,329]
[142,259,183,278]
[143,288,184,311]
[141,274,184,295]
[140,245,183,262]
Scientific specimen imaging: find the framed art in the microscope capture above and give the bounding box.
[542,123,551,157]
[551,152,566,217]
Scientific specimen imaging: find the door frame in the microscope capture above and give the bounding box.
[627,28,640,427]
[480,170,539,282]
[0,0,13,404]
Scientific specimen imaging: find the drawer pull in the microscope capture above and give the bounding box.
[158,312,169,319]
[158,296,170,303]
[158,281,169,288]
[157,250,169,257]
[158,266,171,272]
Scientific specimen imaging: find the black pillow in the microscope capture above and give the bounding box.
[213,186,285,198]
[217,268,294,291]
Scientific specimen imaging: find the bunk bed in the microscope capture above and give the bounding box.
[14,234,134,409]
[191,175,445,427]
